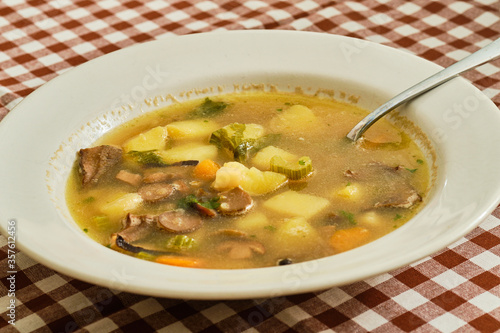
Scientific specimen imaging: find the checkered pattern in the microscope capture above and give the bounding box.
[0,0,499,332]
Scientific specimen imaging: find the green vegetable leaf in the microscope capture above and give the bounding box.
[177,194,200,210]
[127,150,166,166]
[405,168,418,173]
[210,123,280,163]
[190,98,229,118]
[177,194,220,210]
[393,214,402,221]
[416,159,424,165]
[339,210,356,225]
[199,197,221,210]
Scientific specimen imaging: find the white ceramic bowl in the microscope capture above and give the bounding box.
[1,31,500,300]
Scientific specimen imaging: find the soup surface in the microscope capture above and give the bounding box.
[66,91,431,269]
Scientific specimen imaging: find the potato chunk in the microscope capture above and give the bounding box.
[158,143,218,164]
[234,212,269,231]
[264,190,330,219]
[123,126,168,152]
[166,119,219,142]
[269,105,318,133]
[213,162,287,195]
[251,146,297,171]
[274,217,322,254]
[100,193,143,217]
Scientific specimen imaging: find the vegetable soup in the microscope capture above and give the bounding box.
[66,91,431,269]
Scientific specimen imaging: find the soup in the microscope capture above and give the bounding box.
[66,91,431,269]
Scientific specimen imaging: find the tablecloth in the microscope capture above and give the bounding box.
[0,1,499,332]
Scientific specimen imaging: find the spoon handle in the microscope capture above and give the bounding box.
[347,37,500,141]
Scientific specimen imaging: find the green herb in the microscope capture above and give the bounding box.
[339,210,356,225]
[264,225,277,232]
[346,182,351,187]
[177,195,200,210]
[199,197,221,210]
[393,214,402,221]
[405,168,418,173]
[416,159,424,165]
[189,97,229,118]
[277,108,283,112]
[83,228,89,233]
[298,159,306,166]
[177,194,220,210]
[82,196,95,204]
[127,150,166,166]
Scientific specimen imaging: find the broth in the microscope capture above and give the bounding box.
[66,91,431,269]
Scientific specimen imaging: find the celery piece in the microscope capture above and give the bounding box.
[210,123,279,163]
[92,216,114,231]
[136,251,157,261]
[270,156,313,180]
[166,235,197,251]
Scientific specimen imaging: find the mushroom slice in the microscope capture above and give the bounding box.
[217,240,265,259]
[157,210,203,233]
[138,183,176,203]
[193,203,217,218]
[217,187,254,215]
[374,190,422,209]
[143,172,176,184]
[79,145,122,187]
[115,213,158,243]
[116,170,142,187]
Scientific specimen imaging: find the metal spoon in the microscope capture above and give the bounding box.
[346,37,500,142]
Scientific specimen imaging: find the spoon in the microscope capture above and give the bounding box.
[347,37,500,142]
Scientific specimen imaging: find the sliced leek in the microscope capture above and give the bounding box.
[166,235,197,251]
[270,156,313,180]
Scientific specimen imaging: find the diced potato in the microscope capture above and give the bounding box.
[251,146,298,171]
[123,126,168,152]
[234,212,269,231]
[100,192,143,217]
[212,162,287,195]
[166,119,219,142]
[273,217,322,254]
[335,183,362,200]
[269,105,318,133]
[358,211,382,228]
[158,143,218,164]
[240,167,287,196]
[224,123,264,140]
[264,190,330,219]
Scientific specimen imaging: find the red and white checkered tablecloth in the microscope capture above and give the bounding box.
[1,1,499,332]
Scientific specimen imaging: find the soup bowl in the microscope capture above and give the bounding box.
[1,31,500,299]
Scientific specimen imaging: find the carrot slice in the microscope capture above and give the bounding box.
[155,256,203,268]
[329,227,370,253]
[192,159,220,181]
